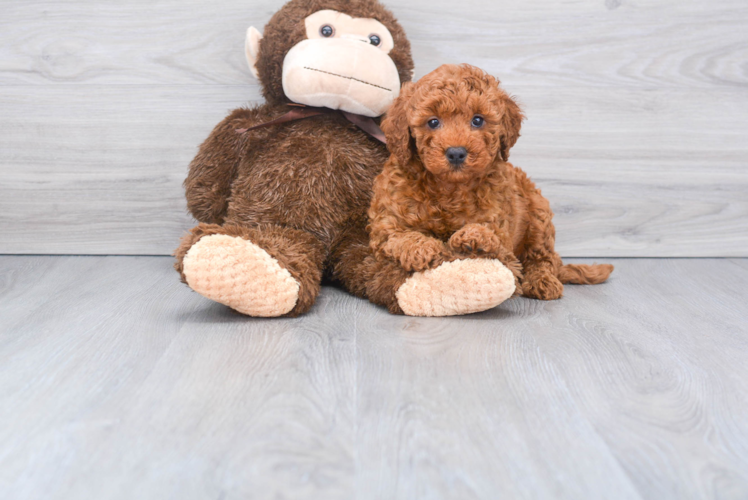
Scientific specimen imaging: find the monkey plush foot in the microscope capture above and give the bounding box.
[395,259,515,317]
[182,234,300,317]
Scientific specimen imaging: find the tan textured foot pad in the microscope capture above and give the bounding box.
[182,234,299,317]
[396,259,516,317]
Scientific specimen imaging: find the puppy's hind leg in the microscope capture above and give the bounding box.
[519,194,565,300]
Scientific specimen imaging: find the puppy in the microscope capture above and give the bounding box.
[368,64,613,300]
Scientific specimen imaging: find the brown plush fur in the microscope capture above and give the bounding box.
[175,0,414,316]
[369,64,613,300]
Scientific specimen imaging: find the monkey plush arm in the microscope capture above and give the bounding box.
[184,106,269,224]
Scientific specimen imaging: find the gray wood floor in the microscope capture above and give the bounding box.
[1,256,747,499]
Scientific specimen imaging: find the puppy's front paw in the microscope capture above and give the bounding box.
[398,239,447,272]
[449,224,501,256]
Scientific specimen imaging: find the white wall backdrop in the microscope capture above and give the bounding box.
[1,0,746,256]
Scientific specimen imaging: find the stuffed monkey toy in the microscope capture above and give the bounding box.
[174,0,517,317]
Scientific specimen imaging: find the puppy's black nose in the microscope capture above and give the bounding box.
[446,147,468,166]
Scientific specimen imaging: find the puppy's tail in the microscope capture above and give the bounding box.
[558,263,614,285]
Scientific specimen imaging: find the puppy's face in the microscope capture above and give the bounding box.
[383,64,523,183]
[411,87,501,181]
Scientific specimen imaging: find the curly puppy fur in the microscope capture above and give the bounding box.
[369,64,613,300]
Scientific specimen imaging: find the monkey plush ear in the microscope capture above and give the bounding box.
[498,93,524,162]
[245,26,263,79]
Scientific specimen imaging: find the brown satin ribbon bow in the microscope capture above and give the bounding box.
[236,103,387,144]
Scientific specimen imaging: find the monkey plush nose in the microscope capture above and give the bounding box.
[446,147,468,166]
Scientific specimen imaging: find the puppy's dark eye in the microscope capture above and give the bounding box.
[369,34,381,46]
[471,115,485,128]
[427,118,441,130]
[320,25,334,37]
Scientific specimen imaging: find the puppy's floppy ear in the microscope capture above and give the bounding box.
[497,92,524,162]
[382,82,416,166]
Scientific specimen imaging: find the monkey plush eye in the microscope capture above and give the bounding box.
[471,115,485,128]
[320,25,334,37]
[427,118,441,130]
[369,34,381,46]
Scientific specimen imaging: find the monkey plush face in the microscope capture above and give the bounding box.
[245,0,414,118]
[281,10,400,116]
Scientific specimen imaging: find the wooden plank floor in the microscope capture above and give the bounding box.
[1,256,747,499]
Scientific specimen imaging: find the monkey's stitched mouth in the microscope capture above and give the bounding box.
[303,67,392,92]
